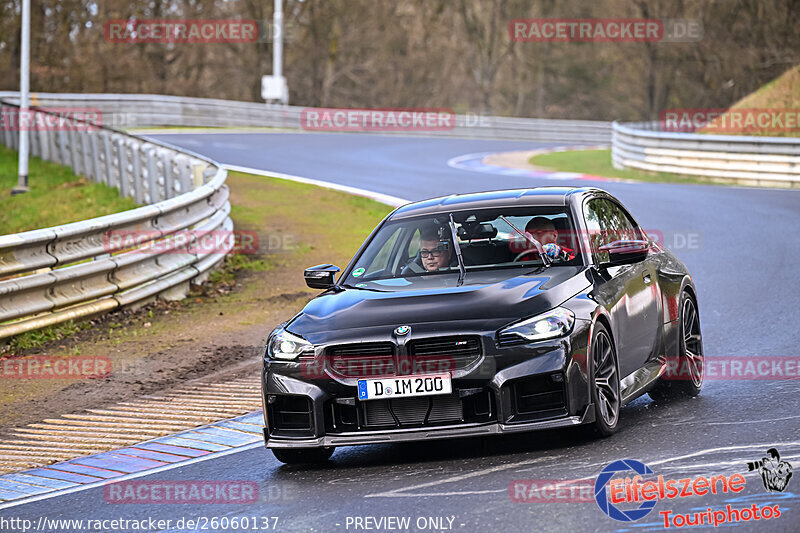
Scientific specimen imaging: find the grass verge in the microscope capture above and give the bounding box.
[530,149,728,186]
[0,145,137,234]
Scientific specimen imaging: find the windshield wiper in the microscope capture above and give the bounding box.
[499,215,552,268]
[448,213,466,286]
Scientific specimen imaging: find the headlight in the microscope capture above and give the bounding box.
[267,327,313,360]
[498,307,575,343]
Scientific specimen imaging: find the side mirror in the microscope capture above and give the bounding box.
[597,239,650,267]
[304,264,340,289]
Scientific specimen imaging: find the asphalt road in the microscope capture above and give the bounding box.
[2,132,798,533]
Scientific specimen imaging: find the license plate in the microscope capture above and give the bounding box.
[357,374,452,401]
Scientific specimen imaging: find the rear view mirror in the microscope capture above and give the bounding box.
[598,239,650,267]
[304,264,340,289]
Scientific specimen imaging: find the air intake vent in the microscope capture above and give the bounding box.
[326,342,395,378]
[327,342,394,357]
[407,336,482,372]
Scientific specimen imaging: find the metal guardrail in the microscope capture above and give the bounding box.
[0,92,613,145]
[0,101,232,341]
[612,121,800,186]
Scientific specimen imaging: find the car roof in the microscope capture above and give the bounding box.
[391,187,601,219]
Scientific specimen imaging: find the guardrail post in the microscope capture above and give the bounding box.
[192,163,206,190]
[57,129,68,165]
[101,131,112,186]
[37,125,49,161]
[162,150,175,199]
[143,145,158,203]
[130,140,144,204]
[177,155,191,195]
[117,136,129,197]
[46,127,57,163]
[89,132,101,183]
[68,129,81,175]
[80,131,93,180]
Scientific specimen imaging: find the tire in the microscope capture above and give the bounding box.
[649,291,704,403]
[588,322,620,437]
[272,446,335,465]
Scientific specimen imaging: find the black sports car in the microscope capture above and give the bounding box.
[261,187,703,464]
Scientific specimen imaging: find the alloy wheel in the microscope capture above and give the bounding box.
[682,297,704,389]
[593,330,620,427]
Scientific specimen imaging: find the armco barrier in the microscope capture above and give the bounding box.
[0,101,232,341]
[613,121,800,187]
[0,92,613,145]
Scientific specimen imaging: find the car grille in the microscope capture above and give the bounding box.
[363,395,464,427]
[325,389,495,433]
[324,336,482,378]
[327,342,396,378]
[406,336,482,373]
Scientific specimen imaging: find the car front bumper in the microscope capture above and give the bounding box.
[261,319,593,449]
[265,404,594,448]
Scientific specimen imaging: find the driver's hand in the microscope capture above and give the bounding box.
[543,243,563,260]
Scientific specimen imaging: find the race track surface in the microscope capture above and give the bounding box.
[2,132,798,532]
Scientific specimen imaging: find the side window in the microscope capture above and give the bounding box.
[583,199,641,263]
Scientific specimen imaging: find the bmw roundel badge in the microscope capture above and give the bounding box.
[394,325,411,336]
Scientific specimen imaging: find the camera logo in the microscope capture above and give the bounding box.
[594,459,657,522]
[746,448,793,492]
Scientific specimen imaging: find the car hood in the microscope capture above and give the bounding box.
[288,267,591,343]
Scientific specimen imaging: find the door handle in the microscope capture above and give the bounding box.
[643,273,652,284]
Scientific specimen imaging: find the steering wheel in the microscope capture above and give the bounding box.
[514,250,542,262]
[400,258,426,275]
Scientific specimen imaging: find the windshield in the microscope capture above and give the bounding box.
[344,207,581,285]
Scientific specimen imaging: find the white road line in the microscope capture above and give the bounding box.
[364,441,800,499]
[707,415,800,426]
[647,442,800,467]
[223,164,409,207]
[365,457,549,498]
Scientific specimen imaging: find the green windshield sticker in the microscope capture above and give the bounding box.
[352,268,365,277]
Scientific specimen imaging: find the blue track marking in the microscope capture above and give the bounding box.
[215,420,264,433]
[68,455,167,474]
[112,447,191,463]
[174,430,254,447]
[155,437,230,452]
[0,479,52,497]
[1,474,76,490]
[21,468,102,484]
[0,489,28,500]
[135,442,209,457]
[46,463,124,478]
[0,410,266,504]
[188,427,262,446]
[236,412,265,426]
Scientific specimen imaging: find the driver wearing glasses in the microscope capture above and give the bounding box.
[419,225,454,272]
